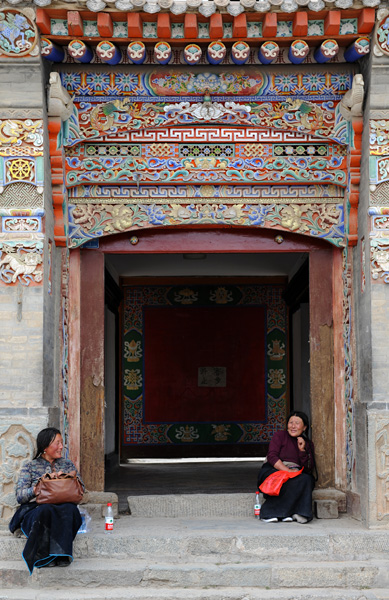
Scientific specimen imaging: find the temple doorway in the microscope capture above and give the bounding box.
[103,248,311,496]
[74,227,339,494]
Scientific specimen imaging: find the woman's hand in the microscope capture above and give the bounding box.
[273,459,295,472]
[297,436,306,452]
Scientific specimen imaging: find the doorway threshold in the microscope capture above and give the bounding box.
[106,459,263,510]
[125,457,265,465]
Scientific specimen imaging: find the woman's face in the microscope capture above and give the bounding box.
[43,433,63,462]
[287,416,307,438]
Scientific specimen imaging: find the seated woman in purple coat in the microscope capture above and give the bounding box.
[257,411,317,523]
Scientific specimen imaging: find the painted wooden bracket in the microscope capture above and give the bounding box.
[68,11,84,37]
[348,118,363,246]
[128,13,142,38]
[293,13,308,37]
[48,118,67,247]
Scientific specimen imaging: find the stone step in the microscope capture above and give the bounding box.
[1,558,389,590]
[0,588,388,600]
[127,490,346,518]
[2,517,389,562]
[128,493,255,518]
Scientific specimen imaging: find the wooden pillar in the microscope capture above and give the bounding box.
[332,247,346,490]
[68,249,81,469]
[80,250,105,491]
[309,248,335,488]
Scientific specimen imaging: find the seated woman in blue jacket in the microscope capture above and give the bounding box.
[9,427,84,573]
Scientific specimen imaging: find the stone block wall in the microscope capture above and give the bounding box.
[0,18,58,522]
[353,29,389,527]
[0,286,43,409]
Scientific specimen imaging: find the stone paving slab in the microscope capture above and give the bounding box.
[127,492,346,518]
[0,589,387,600]
[1,558,388,590]
[128,493,255,517]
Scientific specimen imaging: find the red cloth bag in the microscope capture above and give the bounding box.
[259,467,304,496]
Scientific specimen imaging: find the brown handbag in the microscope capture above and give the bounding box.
[35,471,84,505]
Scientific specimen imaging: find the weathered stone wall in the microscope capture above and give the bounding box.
[352,51,373,524]
[0,46,58,522]
[0,286,43,408]
[353,43,389,527]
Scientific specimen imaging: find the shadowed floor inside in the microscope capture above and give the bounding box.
[105,459,263,511]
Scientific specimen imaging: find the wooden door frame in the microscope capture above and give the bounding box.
[68,227,343,491]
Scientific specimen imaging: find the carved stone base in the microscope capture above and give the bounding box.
[368,411,389,528]
[0,421,45,523]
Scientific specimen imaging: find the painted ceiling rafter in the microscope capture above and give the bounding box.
[2,0,383,15]
[36,6,376,43]
[35,6,375,65]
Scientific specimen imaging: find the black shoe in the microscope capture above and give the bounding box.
[39,559,56,568]
[55,557,71,567]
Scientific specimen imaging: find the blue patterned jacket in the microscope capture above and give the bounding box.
[16,457,84,505]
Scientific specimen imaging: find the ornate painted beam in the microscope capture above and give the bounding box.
[183,44,202,66]
[68,40,93,63]
[127,41,146,64]
[344,37,370,62]
[258,41,279,65]
[96,41,121,64]
[314,39,339,64]
[231,41,250,65]
[41,38,65,62]
[207,41,226,65]
[154,42,172,65]
[289,40,309,64]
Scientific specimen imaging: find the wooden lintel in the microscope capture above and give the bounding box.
[263,13,277,38]
[36,8,51,34]
[233,14,247,38]
[209,13,223,39]
[97,12,114,37]
[157,13,171,38]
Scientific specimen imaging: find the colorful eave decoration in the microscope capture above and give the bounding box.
[36,7,375,65]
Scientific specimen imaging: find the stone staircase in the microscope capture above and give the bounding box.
[1,495,389,600]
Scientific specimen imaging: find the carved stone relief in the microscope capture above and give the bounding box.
[369,116,389,284]
[0,424,35,520]
[376,417,389,522]
[0,8,39,58]
[0,117,45,285]
[371,239,389,283]
[0,182,43,208]
[375,9,389,58]
[370,181,389,206]
[0,240,43,286]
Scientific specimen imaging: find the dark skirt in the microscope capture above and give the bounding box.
[17,503,81,574]
[257,463,315,521]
